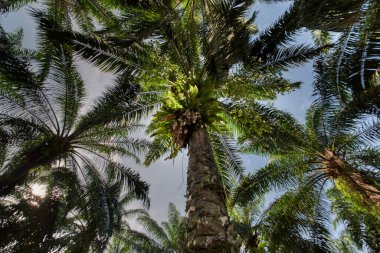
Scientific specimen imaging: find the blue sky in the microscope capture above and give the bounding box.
[0,2,318,222]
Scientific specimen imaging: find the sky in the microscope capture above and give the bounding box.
[0,1,317,222]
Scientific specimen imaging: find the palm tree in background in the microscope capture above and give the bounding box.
[110,202,186,253]
[63,165,149,253]
[234,93,380,213]
[0,25,149,200]
[294,0,380,112]
[0,163,148,252]
[0,26,37,98]
[233,1,380,249]
[233,96,380,249]
[232,187,333,253]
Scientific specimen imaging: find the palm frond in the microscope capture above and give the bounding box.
[0,26,38,96]
[124,229,165,253]
[0,0,36,13]
[48,43,85,134]
[31,9,149,74]
[227,102,308,155]
[201,0,257,80]
[222,67,301,101]
[328,187,380,251]
[144,137,171,166]
[105,162,150,206]
[297,0,367,32]
[233,153,310,205]
[209,131,244,195]
[262,44,332,70]
[247,4,300,64]
[137,214,170,246]
[257,178,332,252]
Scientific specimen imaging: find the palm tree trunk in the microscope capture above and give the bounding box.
[324,150,380,210]
[186,126,238,253]
[0,159,37,196]
[338,168,380,209]
[0,147,55,196]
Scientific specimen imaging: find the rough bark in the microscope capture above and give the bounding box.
[185,126,238,253]
[323,149,380,209]
[340,170,380,209]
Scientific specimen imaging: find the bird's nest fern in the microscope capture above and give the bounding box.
[147,78,223,159]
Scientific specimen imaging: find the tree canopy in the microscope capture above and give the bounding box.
[0,0,379,252]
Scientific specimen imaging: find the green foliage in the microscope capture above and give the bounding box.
[312,0,380,111]
[222,67,301,102]
[234,87,380,252]
[233,180,334,252]
[335,178,380,218]
[328,188,380,251]
[0,168,148,252]
[111,203,186,253]
[234,96,379,246]
[0,27,150,202]
[0,25,38,100]
[296,0,371,32]
[312,30,332,47]
[2,1,368,252]
[0,0,36,13]
[209,131,244,194]
[134,4,322,205]
[330,233,361,253]
[233,11,380,242]
[24,1,325,179]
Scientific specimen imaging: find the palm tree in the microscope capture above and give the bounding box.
[233,1,380,246]
[28,1,328,251]
[0,25,40,101]
[62,165,150,253]
[0,26,149,200]
[232,186,333,253]
[141,2,327,251]
[232,99,380,253]
[111,202,186,253]
[293,0,380,122]
[330,233,362,253]
[0,162,149,253]
[232,11,380,212]
[234,95,380,214]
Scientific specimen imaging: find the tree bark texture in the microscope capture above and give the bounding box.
[338,169,380,209]
[185,126,238,253]
[324,149,380,210]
